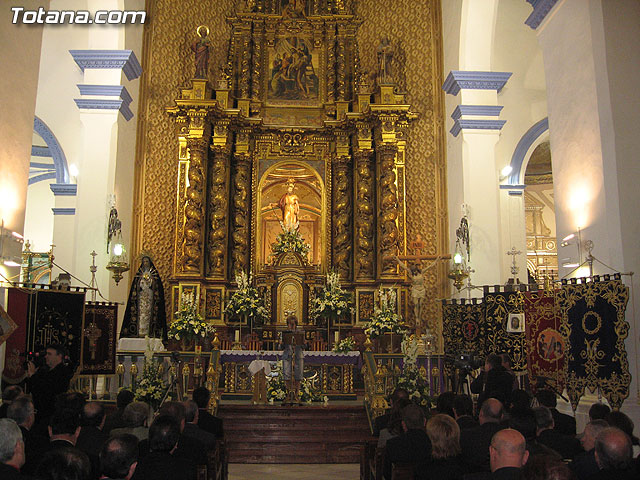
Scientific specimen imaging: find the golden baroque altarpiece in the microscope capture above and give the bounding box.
[132,0,448,342]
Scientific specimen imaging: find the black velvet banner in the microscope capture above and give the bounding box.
[558,275,630,410]
[27,290,86,369]
[442,299,486,357]
[483,289,527,372]
[80,303,118,375]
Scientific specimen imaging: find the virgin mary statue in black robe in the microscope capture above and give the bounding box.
[120,256,167,341]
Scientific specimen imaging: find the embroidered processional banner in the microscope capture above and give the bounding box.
[27,289,86,369]
[442,299,486,357]
[3,288,33,384]
[524,289,565,393]
[483,288,527,372]
[80,302,118,375]
[558,275,630,410]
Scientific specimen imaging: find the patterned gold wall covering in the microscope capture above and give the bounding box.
[132,0,448,334]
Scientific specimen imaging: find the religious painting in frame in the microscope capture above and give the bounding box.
[0,304,18,346]
[205,287,225,324]
[355,289,376,325]
[267,36,319,103]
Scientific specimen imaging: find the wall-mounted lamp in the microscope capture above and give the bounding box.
[105,205,129,285]
[499,165,513,181]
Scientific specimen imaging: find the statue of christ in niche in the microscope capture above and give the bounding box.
[271,178,300,231]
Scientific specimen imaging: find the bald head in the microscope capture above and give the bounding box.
[490,429,529,472]
[479,398,504,425]
[82,402,106,429]
[594,427,633,471]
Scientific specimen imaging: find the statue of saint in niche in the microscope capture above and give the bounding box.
[271,178,300,231]
[191,25,210,79]
[120,256,167,341]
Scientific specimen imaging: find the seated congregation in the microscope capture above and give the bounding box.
[0,386,226,480]
[363,383,640,480]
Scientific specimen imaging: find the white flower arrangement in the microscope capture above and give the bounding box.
[266,360,321,403]
[332,336,356,353]
[131,352,167,411]
[271,225,311,259]
[309,270,354,325]
[364,287,406,339]
[168,292,215,342]
[224,271,270,326]
[396,336,433,410]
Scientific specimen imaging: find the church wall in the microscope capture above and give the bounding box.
[0,0,47,374]
[23,180,55,252]
[537,0,639,427]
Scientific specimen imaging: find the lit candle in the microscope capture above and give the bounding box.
[334,331,339,344]
[235,330,240,342]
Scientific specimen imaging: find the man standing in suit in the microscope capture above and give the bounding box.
[192,387,224,439]
[460,398,506,472]
[383,404,432,480]
[0,419,27,479]
[489,429,529,479]
[470,354,514,406]
[182,400,216,450]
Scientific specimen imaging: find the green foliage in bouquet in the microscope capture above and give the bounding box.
[132,358,167,411]
[266,361,321,404]
[396,336,434,410]
[168,292,215,342]
[224,271,270,326]
[332,336,356,353]
[309,271,354,325]
[271,226,311,259]
[364,287,406,339]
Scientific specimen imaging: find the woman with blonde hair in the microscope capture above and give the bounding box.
[422,414,469,479]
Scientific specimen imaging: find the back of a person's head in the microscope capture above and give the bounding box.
[391,387,409,405]
[509,389,532,413]
[535,389,557,408]
[589,402,610,421]
[453,394,473,417]
[604,411,636,441]
[427,414,461,459]
[149,415,180,453]
[54,392,86,420]
[122,402,149,428]
[35,446,91,480]
[158,401,186,423]
[192,387,210,409]
[533,406,554,430]
[81,402,105,427]
[388,398,411,435]
[508,410,537,440]
[2,385,23,403]
[0,418,22,463]
[594,427,633,470]
[520,454,576,480]
[116,389,135,410]
[7,395,34,425]
[401,403,425,430]
[100,433,138,479]
[183,400,199,423]
[50,409,80,436]
[486,354,502,370]
[480,398,504,423]
[500,353,512,368]
[436,391,456,417]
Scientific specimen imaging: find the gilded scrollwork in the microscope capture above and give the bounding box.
[336,34,346,101]
[377,144,399,275]
[207,146,230,277]
[354,149,375,279]
[182,138,208,273]
[239,34,250,98]
[332,155,352,280]
[326,30,336,103]
[251,27,262,101]
[230,154,252,278]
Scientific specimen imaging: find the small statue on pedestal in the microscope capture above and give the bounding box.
[191,25,210,79]
[376,37,394,84]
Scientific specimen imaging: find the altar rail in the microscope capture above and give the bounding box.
[362,351,446,432]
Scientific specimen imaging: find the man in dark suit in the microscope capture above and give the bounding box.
[470,354,513,407]
[182,400,216,449]
[383,403,432,480]
[0,418,28,479]
[373,387,409,436]
[590,427,638,480]
[460,398,506,472]
[192,387,224,439]
[453,394,478,430]
[7,396,48,475]
[76,402,109,459]
[103,389,134,435]
[132,415,196,480]
[25,344,74,427]
[488,429,529,479]
[535,388,576,435]
[533,406,581,460]
[571,419,608,480]
[99,434,138,480]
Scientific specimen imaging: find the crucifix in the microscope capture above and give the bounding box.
[83,321,102,360]
[507,246,522,278]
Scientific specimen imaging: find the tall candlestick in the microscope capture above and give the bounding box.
[235,330,240,342]
[334,331,339,344]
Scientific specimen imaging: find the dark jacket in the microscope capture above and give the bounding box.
[550,408,576,436]
[490,467,522,480]
[457,415,479,431]
[19,426,49,476]
[197,409,224,439]
[460,422,505,472]
[76,425,109,458]
[132,451,196,480]
[0,462,31,480]
[417,455,469,480]
[103,409,127,435]
[183,422,217,450]
[384,429,432,480]
[571,449,599,480]
[26,363,73,423]
[470,366,514,406]
[536,428,582,460]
